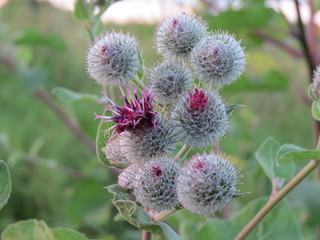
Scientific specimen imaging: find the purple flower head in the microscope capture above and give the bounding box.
[189,88,208,111]
[114,88,157,133]
[95,86,157,136]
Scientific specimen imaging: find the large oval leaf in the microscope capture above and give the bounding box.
[254,137,279,180]
[1,219,91,240]
[74,0,89,20]
[53,228,89,240]
[0,160,11,211]
[255,138,295,181]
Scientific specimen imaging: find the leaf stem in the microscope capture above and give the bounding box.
[133,75,145,90]
[142,230,151,240]
[235,159,320,240]
[173,144,190,161]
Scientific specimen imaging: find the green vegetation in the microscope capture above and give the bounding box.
[0,0,319,239]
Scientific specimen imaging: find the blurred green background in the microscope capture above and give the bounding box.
[0,0,319,239]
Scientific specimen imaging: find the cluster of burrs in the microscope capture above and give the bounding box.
[87,13,245,216]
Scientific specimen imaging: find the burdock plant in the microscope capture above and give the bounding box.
[87,12,320,240]
[90,13,247,240]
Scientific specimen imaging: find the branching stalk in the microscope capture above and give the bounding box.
[153,208,179,222]
[235,133,320,240]
[294,0,315,80]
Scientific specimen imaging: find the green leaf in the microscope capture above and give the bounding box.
[226,104,245,114]
[74,0,89,20]
[0,160,11,211]
[273,161,295,180]
[106,184,181,240]
[255,138,295,180]
[53,228,89,240]
[311,101,320,121]
[14,29,67,51]
[1,219,91,240]
[277,144,320,163]
[51,87,99,103]
[255,137,280,180]
[1,219,55,240]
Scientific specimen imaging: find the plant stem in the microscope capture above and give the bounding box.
[235,159,320,240]
[294,0,315,80]
[173,144,190,161]
[294,0,320,178]
[153,208,179,222]
[85,25,95,43]
[142,230,151,240]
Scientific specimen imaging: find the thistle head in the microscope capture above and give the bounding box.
[150,61,193,104]
[177,154,241,216]
[172,88,228,148]
[87,32,141,85]
[118,164,140,189]
[309,65,320,101]
[102,134,129,169]
[191,32,245,87]
[155,14,207,61]
[119,113,176,163]
[134,156,180,212]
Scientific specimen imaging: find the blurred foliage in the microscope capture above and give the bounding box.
[0,0,319,239]
[173,198,303,240]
